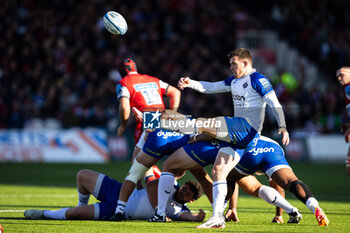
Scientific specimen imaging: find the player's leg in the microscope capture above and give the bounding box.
[150,147,200,222]
[225,183,239,222]
[237,175,300,218]
[25,170,103,220]
[76,169,100,206]
[271,168,329,226]
[197,148,240,229]
[113,151,158,219]
[269,179,285,223]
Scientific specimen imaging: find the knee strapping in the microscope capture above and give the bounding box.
[125,160,149,183]
[289,180,314,204]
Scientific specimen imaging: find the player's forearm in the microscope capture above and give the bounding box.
[264,92,286,128]
[118,98,131,126]
[178,212,202,221]
[189,80,228,94]
[166,86,181,111]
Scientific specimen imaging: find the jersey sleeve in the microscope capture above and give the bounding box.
[168,204,191,221]
[159,80,169,96]
[189,79,230,93]
[116,83,130,99]
[250,73,274,97]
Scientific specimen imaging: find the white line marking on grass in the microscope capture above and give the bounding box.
[0,194,76,198]
[0,210,25,212]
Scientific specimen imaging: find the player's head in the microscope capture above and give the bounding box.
[173,180,202,204]
[119,58,137,77]
[228,48,253,78]
[336,66,350,86]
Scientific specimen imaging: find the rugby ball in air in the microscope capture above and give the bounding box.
[103,11,128,35]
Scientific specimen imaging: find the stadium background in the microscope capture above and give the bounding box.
[1,0,350,232]
[1,0,350,162]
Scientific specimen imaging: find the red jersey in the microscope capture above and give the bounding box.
[116,72,169,143]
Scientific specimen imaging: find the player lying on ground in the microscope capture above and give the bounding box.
[153,136,301,228]
[132,107,260,228]
[109,128,213,221]
[24,169,205,221]
[225,136,329,226]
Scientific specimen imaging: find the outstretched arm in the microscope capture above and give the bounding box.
[177,77,229,93]
[178,209,206,221]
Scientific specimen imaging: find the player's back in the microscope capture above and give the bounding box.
[119,73,167,112]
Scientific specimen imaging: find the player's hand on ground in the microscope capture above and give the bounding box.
[177,77,191,90]
[196,209,206,221]
[278,127,289,145]
[344,128,350,143]
[225,208,239,222]
[271,215,284,223]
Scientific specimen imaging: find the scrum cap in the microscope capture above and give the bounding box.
[119,58,137,77]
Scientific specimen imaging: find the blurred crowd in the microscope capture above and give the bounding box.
[0,0,349,136]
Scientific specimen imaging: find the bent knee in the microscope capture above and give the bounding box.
[76,169,93,183]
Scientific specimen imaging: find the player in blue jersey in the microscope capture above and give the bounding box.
[110,128,212,221]
[178,48,288,144]
[152,137,302,228]
[225,136,329,226]
[178,47,289,221]
[337,66,350,175]
[131,108,260,227]
[24,169,205,222]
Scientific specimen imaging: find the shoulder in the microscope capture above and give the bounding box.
[224,75,235,86]
[344,84,350,94]
[250,72,269,84]
[250,72,273,92]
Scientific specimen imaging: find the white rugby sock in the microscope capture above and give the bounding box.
[43,208,69,220]
[77,189,90,206]
[306,197,319,213]
[212,181,227,218]
[157,172,176,215]
[115,200,127,214]
[258,185,294,214]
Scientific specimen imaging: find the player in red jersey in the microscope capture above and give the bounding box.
[109,58,181,221]
[116,58,181,148]
[337,66,350,175]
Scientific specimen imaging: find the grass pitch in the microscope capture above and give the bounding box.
[0,162,349,232]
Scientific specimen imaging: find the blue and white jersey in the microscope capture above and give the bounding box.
[234,136,291,178]
[223,70,274,133]
[223,116,259,149]
[94,175,189,220]
[183,140,245,167]
[142,129,190,159]
[125,187,187,220]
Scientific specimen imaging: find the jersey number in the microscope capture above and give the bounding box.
[141,89,162,105]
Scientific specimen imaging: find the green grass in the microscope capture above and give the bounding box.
[0,162,350,232]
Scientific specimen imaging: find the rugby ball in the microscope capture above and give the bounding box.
[103,11,128,35]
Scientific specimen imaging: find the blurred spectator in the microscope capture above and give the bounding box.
[0,0,348,136]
